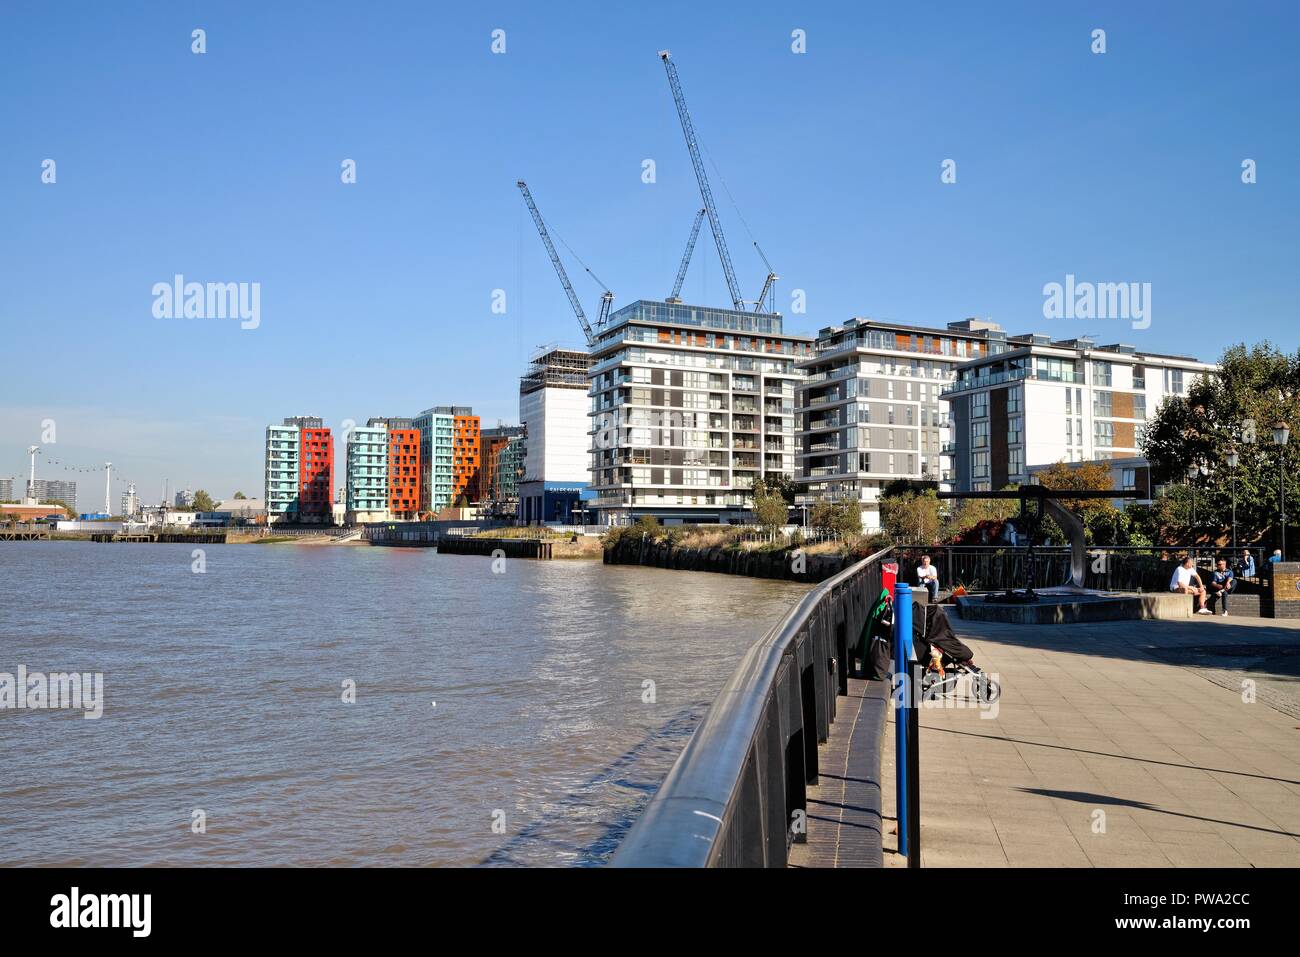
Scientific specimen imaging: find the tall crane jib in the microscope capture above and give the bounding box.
[668,208,706,303]
[658,51,745,312]
[516,179,596,347]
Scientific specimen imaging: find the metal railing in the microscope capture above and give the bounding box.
[611,546,893,867]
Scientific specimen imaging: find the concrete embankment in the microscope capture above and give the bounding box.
[602,536,850,583]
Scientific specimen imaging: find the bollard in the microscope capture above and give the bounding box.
[893,582,912,862]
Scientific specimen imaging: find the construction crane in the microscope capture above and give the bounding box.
[666,208,706,303]
[658,51,745,312]
[516,179,612,347]
[751,242,778,314]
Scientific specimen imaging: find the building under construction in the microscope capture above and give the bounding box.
[518,348,593,524]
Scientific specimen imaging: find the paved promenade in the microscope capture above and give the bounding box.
[879,614,1300,867]
[788,678,888,868]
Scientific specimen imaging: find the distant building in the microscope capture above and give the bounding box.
[519,347,592,524]
[796,317,1005,531]
[264,416,334,524]
[120,483,140,519]
[372,417,420,520]
[413,406,478,513]
[942,336,1215,492]
[174,488,195,508]
[345,422,389,523]
[481,424,525,512]
[587,301,811,525]
[2,477,78,512]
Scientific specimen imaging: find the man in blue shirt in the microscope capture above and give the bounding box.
[1209,559,1235,617]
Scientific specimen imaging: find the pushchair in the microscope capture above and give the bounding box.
[912,602,1000,704]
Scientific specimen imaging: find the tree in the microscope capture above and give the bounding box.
[810,499,861,537]
[193,490,216,512]
[45,499,77,519]
[233,491,248,500]
[947,484,1020,536]
[759,472,799,504]
[879,489,943,544]
[1141,341,1300,546]
[752,479,789,537]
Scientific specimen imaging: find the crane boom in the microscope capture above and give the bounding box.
[752,242,778,314]
[658,51,745,311]
[668,208,706,302]
[516,179,595,347]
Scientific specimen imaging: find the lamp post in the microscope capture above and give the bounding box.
[1226,447,1239,552]
[1273,421,1290,561]
[1187,461,1201,544]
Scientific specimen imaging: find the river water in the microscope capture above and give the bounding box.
[0,542,807,866]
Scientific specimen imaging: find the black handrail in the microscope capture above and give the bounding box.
[611,545,894,867]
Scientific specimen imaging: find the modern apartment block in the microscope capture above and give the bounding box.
[264,416,334,524]
[519,348,592,524]
[942,335,1216,492]
[2,478,78,511]
[482,424,525,510]
[587,300,814,525]
[378,417,420,520]
[345,422,389,523]
[413,406,478,513]
[795,318,1006,531]
[452,411,481,504]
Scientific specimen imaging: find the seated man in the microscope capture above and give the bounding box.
[916,555,940,602]
[1170,556,1212,615]
[1208,558,1235,616]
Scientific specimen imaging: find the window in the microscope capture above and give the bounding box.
[1008,416,1023,445]
[971,421,989,448]
[972,451,990,479]
[1065,389,1072,415]
[1009,447,1024,477]
[1007,386,1023,414]
[971,391,989,418]
[1094,421,1114,447]
[1093,391,1113,416]
[1092,361,1113,386]
[1066,419,1073,445]
[1120,468,1137,491]
[1167,369,1184,394]
[1133,394,1146,420]
[1038,357,1076,382]
[1132,365,1146,390]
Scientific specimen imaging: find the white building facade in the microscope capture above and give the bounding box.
[518,347,592,524]
[942,335,1216,491]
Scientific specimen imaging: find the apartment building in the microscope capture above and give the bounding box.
[481,424,526,511]
[452,411,481,505]
[942,335,1215,492]
[587,300,813,525]
[795,317,1007,531]
[264,416,334,524]
[1,477,78,511]
[519,348,592,524]
[345,422,389,523]
[379,417,420,520]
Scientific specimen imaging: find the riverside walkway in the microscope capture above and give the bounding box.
[867,614,1300,868]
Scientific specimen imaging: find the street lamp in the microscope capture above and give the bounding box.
[1187,461,1201,543]
[1273,421,1290,561]
[1226,446,1239,552]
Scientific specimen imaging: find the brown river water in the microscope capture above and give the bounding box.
[0,541,807,866]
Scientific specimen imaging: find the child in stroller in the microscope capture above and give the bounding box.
[912,602,1001,703]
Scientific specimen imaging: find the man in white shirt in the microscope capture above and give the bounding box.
[917,555,939,601]
[1170,557,1211,614]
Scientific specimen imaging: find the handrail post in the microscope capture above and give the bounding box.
[893,582,913,863]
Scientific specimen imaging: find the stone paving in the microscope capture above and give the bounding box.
[875,614,1300,867]
[788,678,887,868]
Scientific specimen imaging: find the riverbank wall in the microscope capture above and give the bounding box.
[602,536,851,583]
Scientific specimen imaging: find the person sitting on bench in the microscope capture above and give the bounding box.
[1209,558,1235,616]
[1170,556,1212,615]
[916,555,939,602]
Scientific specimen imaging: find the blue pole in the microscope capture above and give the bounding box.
[893,582,912,860]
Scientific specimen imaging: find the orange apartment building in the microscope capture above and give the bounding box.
[382,419,421,520]
[451,413,481,504]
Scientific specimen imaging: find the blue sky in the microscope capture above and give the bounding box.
[2,1,1297,502]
